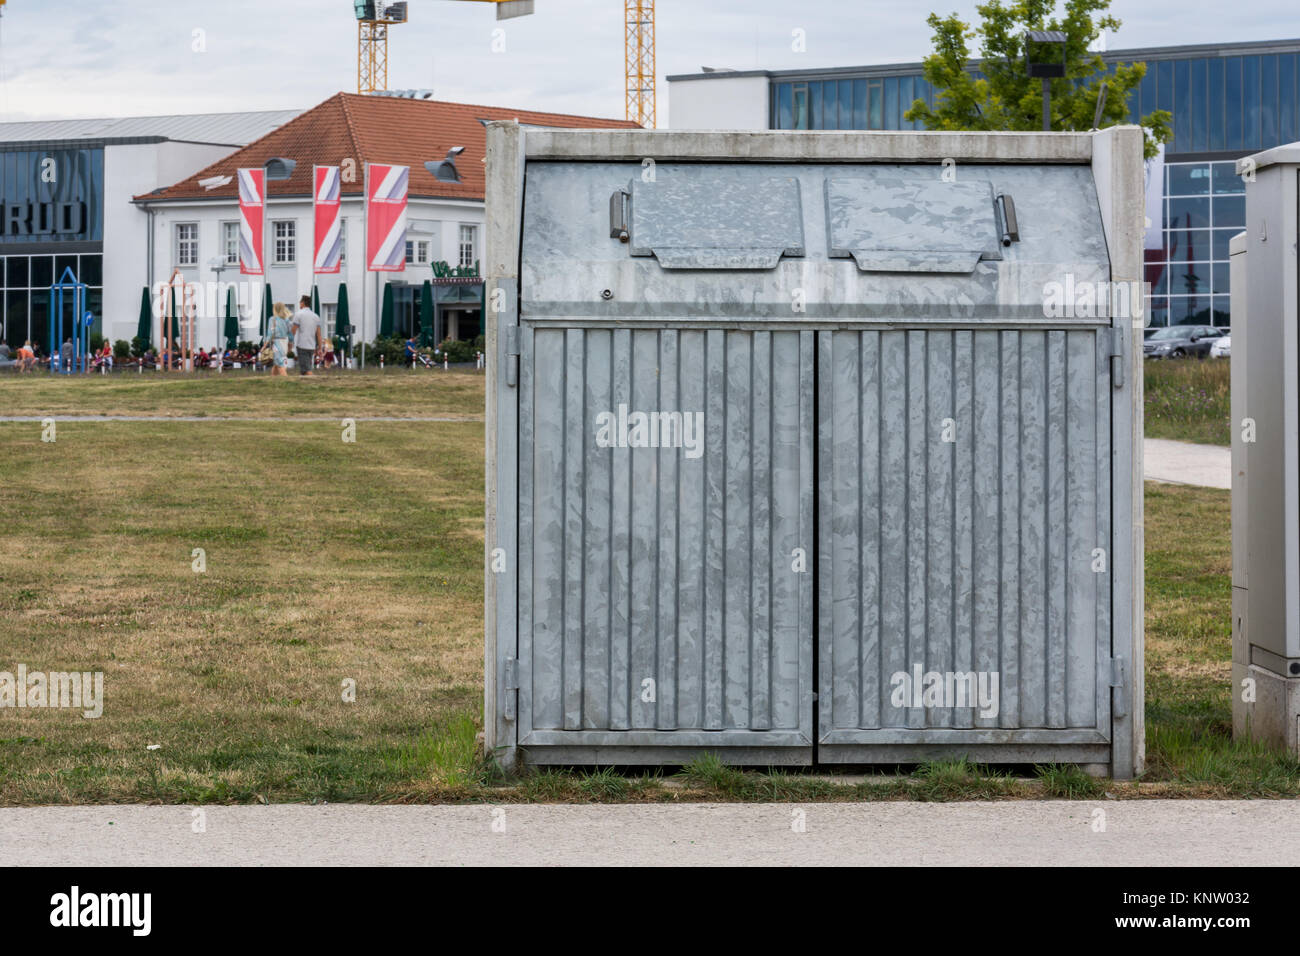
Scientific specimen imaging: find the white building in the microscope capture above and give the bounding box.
[0,110,300,354]
[136,93,639,350]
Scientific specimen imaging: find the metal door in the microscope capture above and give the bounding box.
[516,325,815,764]
[817,327,1113,763]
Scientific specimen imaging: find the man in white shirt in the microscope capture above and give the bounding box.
[290,295,324,377]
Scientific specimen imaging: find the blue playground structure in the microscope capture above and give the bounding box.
[48,267,93,374]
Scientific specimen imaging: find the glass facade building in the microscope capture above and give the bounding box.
[766,38,1300,328]
[0,146,105,352]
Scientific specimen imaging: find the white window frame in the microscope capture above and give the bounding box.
[175,222,199,268]
[405,239,430,265]
[220,221,240,267]
[272,219,297,265]
[458,224,477,270]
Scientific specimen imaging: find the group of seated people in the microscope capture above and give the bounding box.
[4,338,345,373]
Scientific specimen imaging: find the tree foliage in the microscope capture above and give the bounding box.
[906,0,1170,157]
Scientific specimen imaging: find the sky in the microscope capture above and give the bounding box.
[1,0,1295,125]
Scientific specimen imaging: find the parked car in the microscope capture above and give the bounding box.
[1210,334,1231,358]
[1143,325,1223,359]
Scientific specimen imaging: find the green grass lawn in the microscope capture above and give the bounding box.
[0,374,1293,802]
[1144,357,1230,446]
[0,367,486,419]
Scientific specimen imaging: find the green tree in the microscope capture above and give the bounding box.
[906,0,1170,157]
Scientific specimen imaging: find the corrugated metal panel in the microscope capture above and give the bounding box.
[517,326,814,753]
[817,328,1111,750]
[0,110,303,145]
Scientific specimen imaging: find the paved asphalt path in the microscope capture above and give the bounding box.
[3,801,1296,866]
[1144,438,1230,489]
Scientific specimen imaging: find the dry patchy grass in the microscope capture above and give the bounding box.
[0,374,1294,802]
[0,368,485,419]
[0,417,485,803]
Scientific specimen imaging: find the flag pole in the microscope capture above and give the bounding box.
[311,164,318,357]
[262,171,269,343]
[361,162,368,370]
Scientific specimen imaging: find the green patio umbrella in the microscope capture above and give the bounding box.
[419,280,434,347]
[335,283,351,358]
[135,287,152,349]
[261,283,273,339]
[379,283,394,338]
[312,285,321,315]
[223,286,239,351]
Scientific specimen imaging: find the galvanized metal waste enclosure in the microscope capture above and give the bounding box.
[484,127,1146,777]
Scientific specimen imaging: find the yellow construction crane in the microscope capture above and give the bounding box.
[625,0,655,128]
[354,1,657,130]
[355,1,534,95]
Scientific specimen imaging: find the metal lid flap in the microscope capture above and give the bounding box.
[826,177,1001,274]
[630,167,805,270]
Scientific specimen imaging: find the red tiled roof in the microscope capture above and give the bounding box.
[135,92,639,203]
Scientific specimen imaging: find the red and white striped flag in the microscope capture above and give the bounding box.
[313,165,343,275]
[365,163,408,272]
[237,168,265,276]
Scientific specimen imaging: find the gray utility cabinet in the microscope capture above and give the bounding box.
[1232,143,1300,754]
[484,127,1146,777]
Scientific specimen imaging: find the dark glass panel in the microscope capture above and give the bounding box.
[1281,54,1297,144]
[1139,63,1156,119]
[1210,296,1231,327]
[1212,261,1231,296]
[1169,196,1210,229]
[776,83,792,130]
[1168,261,1211,297]
[1166,228,1210,262]
[5,290,28,348]
[1243,55,1260,149]
[1167,163,1211,195]
[853,78,867,129]
[884,76,898,129]
[30,255,54,288]
[54,254,78,282]
[1209,57,1226,150]
[1260,54,1276,148]
[792,84,808,130]
[1212,162,1244,195]
[1157,59,1174,114]
[79,254,103,286]
[6,256,27,288]
[1224,57,1242,150]
[1213,195,1245,228]
[899,75,914,129]
[809,81,823,129]
[838,79,853,130]
[1173,59,1190,153]
[1192,58,1208,151]
[1146,297,1169,329]
[30,287,49,353]
[915,77,931,110]
[1145,262,1169,296]
[1169,296,1207,324]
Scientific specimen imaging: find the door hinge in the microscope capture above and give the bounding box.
[1108,328,1126,389]
[505,327,520,388]
[503,656,518,720]
[1109,657,1128,719]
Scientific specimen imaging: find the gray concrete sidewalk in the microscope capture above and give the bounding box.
[3,801,1295,866]
[1144,437,1231,489]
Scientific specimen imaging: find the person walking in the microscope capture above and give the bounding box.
[290,294,323,377]
[269,302,293,377]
